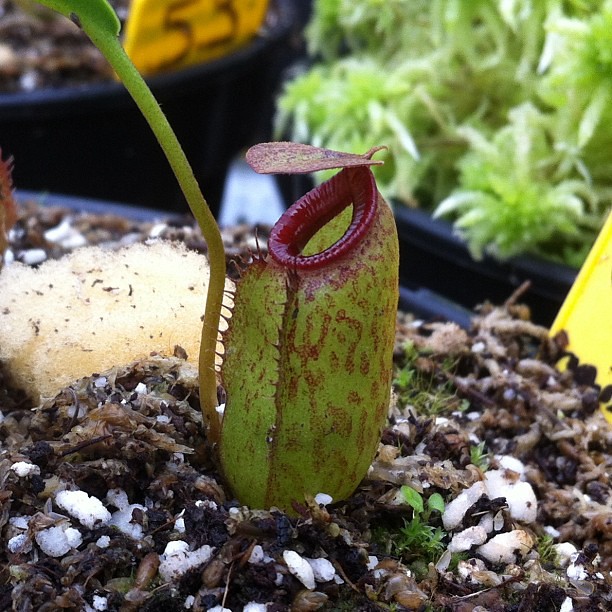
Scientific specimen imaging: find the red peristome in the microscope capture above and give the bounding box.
[268,166,377,270]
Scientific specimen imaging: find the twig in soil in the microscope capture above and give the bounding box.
[440,370,497,408]
[331,559,361,594]
[504,280,532,307]
[452,574,523,602]
[149,515,181,536]
[221,561,235,609]
[57,434,113,456]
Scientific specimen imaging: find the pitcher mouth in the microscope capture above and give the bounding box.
[267,166,377,270]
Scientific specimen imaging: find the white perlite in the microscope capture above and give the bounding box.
[19,248,47,265]
[306,557,336,583]
[10,461,41,478]
[92,594,108,611]
[283,550,315,589]
[483,469,537,523]
[7,533,31,554]
[442,464,538,531]
[248,545,265,564]
[56,490,111,529]
[44,218,87,249]
[442,481,486,530]
[447,526,489,553]
[109,504,147,539]
[566,552,589,581]
[476,530,534,565]
[158,540,214,582]
[107,488,147,539]
[314,493,333,506]
[35,525,83,557]
[553,542,579,568]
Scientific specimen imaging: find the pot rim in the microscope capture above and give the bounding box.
[15,189,176,222]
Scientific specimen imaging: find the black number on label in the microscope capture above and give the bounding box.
[161,0,240,71]
[161,0,199,70]
[196,0,239,51]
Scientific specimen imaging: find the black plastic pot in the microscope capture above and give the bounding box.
[395,206,577,327]
[15,190,171,223]
[1,1,298,217]
[398,285,473,328]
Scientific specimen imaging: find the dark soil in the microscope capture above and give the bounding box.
[0,0,128,92]
[0,199,610,611]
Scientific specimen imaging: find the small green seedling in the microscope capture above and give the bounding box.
[399,489,447,566]
[32,1,400,512]
[374,487,447,573]
[470,440,490,471]
[400,486,445,517]
[400,484,426,514]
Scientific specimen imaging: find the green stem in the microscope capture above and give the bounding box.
[76,13,224,443]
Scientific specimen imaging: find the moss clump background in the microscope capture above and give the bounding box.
[277,0,612,266]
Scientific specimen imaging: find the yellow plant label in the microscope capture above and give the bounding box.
[550,211,612,423]
[123,0,270,75]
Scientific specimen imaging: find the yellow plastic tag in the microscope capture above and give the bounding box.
[550,210,612,423]
[123,0,270,76]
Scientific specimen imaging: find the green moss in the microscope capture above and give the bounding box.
[537,533,560,567]
[278,0,612,266]
[393,342,467,417]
